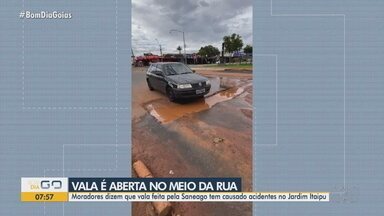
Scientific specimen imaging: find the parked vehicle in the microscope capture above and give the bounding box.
[146,62,211,102]
[134,53,161,67]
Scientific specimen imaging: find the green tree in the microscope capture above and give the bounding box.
[177,45,182,54]
[223,33,244,53]
[244,45,252,54]
[198,45,220,57]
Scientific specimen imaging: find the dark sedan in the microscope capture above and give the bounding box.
[146,62,211,101]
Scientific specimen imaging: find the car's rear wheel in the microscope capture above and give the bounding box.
[146,79,154,91]
[166,87,176,102]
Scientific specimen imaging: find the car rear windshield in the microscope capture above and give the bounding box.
[163,64,193,76]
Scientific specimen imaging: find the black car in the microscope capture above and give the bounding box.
[146,62,211,101]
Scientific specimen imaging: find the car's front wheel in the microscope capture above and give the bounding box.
[166,87,176,102]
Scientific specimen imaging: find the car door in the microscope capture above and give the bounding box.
[150,65,166,92]
[147,65,157,89]
[155,65,168,93]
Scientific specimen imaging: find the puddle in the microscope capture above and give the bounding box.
[206,77,223,96]
[145,78,251,123]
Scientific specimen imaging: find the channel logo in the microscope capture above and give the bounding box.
[21,178,68,192]
[35,180,62,190]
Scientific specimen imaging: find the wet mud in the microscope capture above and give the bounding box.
[144,77,251,123]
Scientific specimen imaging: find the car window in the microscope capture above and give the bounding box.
[155,64,163,72]
[147,64,163,76]
[148,65,161,74]
[163,64,193,76]
[148,65,155,73]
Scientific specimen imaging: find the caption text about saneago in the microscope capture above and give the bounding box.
[69,192,329,202]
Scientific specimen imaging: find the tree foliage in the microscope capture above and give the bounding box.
[198,45,220,57]
[223,33,244,53]
[243,45,252,54]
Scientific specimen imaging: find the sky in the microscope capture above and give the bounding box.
[132,0,252,56]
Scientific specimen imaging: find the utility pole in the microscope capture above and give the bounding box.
[155,39,163,62]
[170,29,187,64]
[182,31,186,64]
[131,48,135,65]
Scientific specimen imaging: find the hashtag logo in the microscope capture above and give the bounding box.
[19,11,25,18]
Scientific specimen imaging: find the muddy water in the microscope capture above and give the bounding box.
[144,77,251,123]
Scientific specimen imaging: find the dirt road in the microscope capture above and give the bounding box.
[132,66,253,216]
